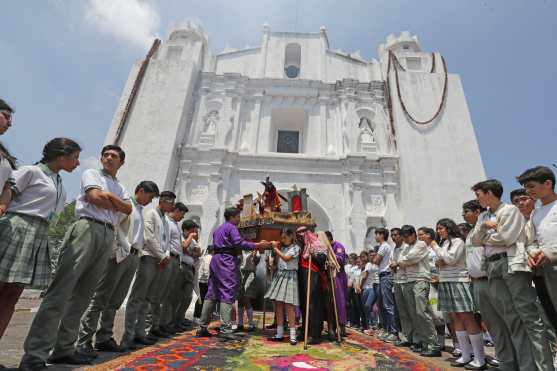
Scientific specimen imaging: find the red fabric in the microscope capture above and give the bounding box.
[292,195,302,212]
[299,256,318,273]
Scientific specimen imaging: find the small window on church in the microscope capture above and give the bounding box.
[277,130,300,153]
[284,43,301,78]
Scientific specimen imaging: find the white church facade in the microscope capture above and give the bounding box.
[105,23,486,251]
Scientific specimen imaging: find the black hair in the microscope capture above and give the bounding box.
[101,145,126,161]
[375,227,389,240]
[359,250,369,257]
[458,222,473,235]
[135,181,159,196]
[462,199,485,212]
[390,227,401,234]
[174,202,189,213]
[471,179,503,199]
[38,137,81,164]
[282,229,296,243]
[182,219,199,231]
[400,225,416,237]
[224,207,241,221]
[510,188,529,202]
[436,218,462,249]
[418,227,436,241]
[0,99,16,169]
[517,166,556,190]
[325,230,333,241]
[349,253,358,260]
[159,191,176,200]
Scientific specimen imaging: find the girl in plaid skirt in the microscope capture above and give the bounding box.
[430,218,486,370]
[0,137,81,341]
[264,229,300,345]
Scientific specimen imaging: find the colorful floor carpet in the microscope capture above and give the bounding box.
[95,329,452,371]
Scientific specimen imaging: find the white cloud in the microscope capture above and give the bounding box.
[85,0,160,49]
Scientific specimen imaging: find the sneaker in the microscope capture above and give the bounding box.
[384,334,399,343]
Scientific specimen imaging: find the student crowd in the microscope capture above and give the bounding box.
[1,98,557,371]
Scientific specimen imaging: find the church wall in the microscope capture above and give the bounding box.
[215,49,260,76]
[325,52,370,83]
[263,33,323,80]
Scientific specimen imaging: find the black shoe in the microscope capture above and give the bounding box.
[234,325,245,333]
[265,322,277,329]
[18,362,47,371]
[216,332,238,341]
[464,363,488,370]
[196,327,212,337]
[146,334,159,342]
[394,340,412,347]
[290,338,298,345]
[486,357,499,367]
[120,340,139,351]
[267,336,284,342]
[149,329,170,338]
[411,344,423,353]
[420,349,442,357]
[450,359,471,367]
[161,325,177,335]
[76,343,98,359]
[134,336,156,346]
[95,338,125,353]
[47,352,93,365]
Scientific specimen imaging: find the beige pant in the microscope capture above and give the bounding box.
[394,282,414,343]
[402,280,438,349]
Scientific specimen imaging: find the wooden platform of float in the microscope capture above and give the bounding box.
[238,212,315,242]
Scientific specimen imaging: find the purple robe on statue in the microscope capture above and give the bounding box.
[333,241,348,325]
[205,221,256,304]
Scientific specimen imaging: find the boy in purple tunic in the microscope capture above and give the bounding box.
[326,231,348,337]
[196,207,271,339]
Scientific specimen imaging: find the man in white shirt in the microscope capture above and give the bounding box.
[160,203,189,334]
[389,228,413,347]
[470,179,553,371]
[518,166,557,331]
[122,191,175,348]
[77,181,159,354]
[20,145,132,370]
[372,228,398,343]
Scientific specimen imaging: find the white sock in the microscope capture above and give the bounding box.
[455,331,472,362]
[247,308,254,325]
[238,307,244,326]
[289,327,297,341]
[469,333,486,365]
[276,326,284,338]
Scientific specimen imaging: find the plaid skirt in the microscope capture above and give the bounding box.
[264,269,299,306]
[0,212,51,288]
[438,281,474,313]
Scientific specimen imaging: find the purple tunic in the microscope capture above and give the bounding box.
[333,241,348,325]
[205,221,256,304]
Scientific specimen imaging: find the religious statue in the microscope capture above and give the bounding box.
[358,117,375,144]
[259,176,287,213]
[202,110,219,135]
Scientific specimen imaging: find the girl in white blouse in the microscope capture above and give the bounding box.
[0,137,81,341]
[0,99,16,217]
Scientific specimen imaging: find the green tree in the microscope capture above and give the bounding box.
[47,200,76,272]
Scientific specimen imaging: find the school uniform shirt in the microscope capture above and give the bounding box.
[142,208,170,261]
[8,163,66,220]
[391,243,407,284]
[431,238,469,282]
[351,266,363,291]
[398,240,431,282]
[465,233,487,278]
[167,216,182,258]
[0,156,14,190]
[470,203,530,272]
[181,238,200,268]
[362,262,379,289]
[75,168,129,226]
[114,198,144,263]
[529,200,557,263]
[197,253,212,283]
[377,242,393,273]
[277,244,300,271]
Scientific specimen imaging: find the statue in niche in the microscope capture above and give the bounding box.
[202,110,219,135]
[358,117,375,144]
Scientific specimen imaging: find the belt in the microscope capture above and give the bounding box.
[486,252,507,263]
[471,276,487,281]
[130,247,139,256]
[79,216,114,231]
[171,253,180,259]
[213,246,239,256]
[379,271,392,277]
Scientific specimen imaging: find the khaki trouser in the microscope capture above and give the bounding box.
[160,256,181,327]
[77,253,139,347]
[402,280,438,350]
[174,263,195,327]
[21,220,114,364]
[472,278,519,371]
[486,257,554,371]
[394,282,414,343]
[143,257,172,334]
[123,256,159,343]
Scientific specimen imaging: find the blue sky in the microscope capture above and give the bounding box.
[1,0,556,201]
